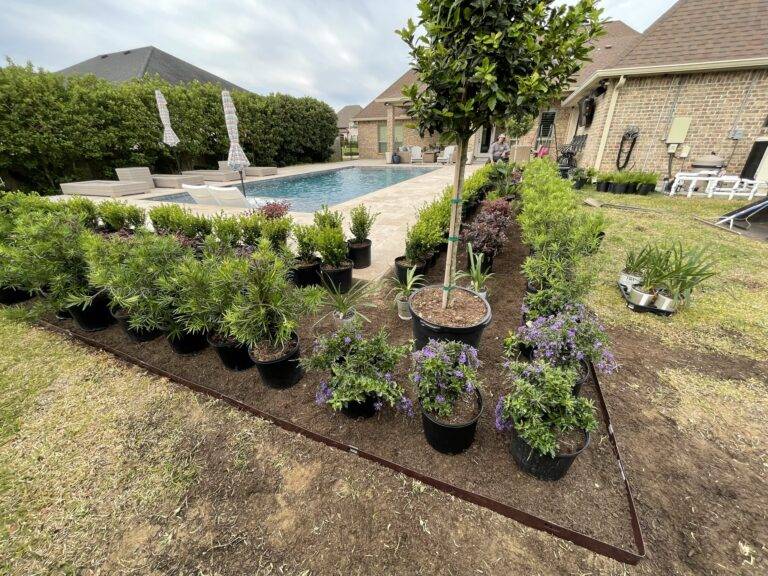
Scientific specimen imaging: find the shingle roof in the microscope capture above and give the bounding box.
[615,0,768,68]
[58,46,246,91]
[355,70,418,121]
[336,105,362,128]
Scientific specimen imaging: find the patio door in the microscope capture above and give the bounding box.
[474,124,505,160]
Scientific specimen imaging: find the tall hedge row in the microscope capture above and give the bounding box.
[0,62,339,193]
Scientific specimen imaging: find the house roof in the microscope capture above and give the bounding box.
[336,105,362,128]
[58,46,246,91]
[355,70,418,121]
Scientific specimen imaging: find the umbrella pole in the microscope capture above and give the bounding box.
[239,170,246,197]
[174,148,182,174]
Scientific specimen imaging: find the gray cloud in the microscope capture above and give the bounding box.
[1,0,674,109]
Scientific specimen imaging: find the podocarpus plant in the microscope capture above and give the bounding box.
[411,339,481,420]
[293,224,319,264]
[495,361,598,458]
[316,225,350,268]
[349,204,378,244]
[97,201,145,234]
[314,204,344,230]
[307,320,413,415]
[399,0,602,308]
[149,204,212,244]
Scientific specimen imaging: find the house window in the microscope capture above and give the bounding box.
[394,122,404,150]
[377,122,405,153]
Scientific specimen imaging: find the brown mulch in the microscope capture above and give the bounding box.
[411,286,488,327]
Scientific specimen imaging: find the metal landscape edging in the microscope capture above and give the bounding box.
[39,320,646,565]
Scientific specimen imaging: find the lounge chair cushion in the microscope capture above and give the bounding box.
[60,180,150,198]
[182,169,241,182]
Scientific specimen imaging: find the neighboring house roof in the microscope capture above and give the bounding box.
[355,70,418,121]
[337,105,362,128]
[58,46,246,91]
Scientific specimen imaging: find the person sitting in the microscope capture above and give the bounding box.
[488,134,511,163]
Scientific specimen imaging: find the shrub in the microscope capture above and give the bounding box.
[411,339,481,419]
[315,225,349,267]
[495,361,598,458]
[238,211,265,246]
[261,216,292,250]
[404,224,433,264]
[349,205,378,243]
[306,321,413,414]
[314,205,343,230]
[259,200,291,219]
[292,224,318,262]
[210,213,242,248]
[149,204,212,240]
[461,210,509,256]
[97,201,145,233]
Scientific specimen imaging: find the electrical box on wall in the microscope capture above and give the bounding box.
[677,144,690,158]
[666,117,692,144]
[729,129,744,140]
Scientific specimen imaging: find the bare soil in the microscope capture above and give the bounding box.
[428,389,479,425]
[252,337,299,363]
[411,286,488,327]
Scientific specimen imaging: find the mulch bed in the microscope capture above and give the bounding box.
[47,222,640,554]
[411,286,488,327]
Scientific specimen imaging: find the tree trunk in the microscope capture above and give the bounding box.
[441,137,469,309]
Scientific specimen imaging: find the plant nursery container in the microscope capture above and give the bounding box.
[348,239,372,269]
[409,286,492,349]
[618,271,643,292]
[208,335,255,371]
[596,181,609,192]
[0,286,34,306]
[341,392,378,419]
[639,183,655,195]
[167,332,208,355]
[251,336,303,389]
[291,257,321,288]
[627,287,655,307]
[653,293,678,313]
[394,256,426,285]
[67,292,114,332]
[321,261,353,294]
[396,297,411,320]
[511,429,590,481]
[421,389,483,454]
[613,183,628,194]
[626,182,638,194]
[112,310,163,342]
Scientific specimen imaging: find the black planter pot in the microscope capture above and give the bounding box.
[0,286,34,306]
[626,182,638,195]
[348,240,372,269]
[518,341,534,360]
[525,281,539,295]
[606,182,616,193]
[421,389,483,454]
[168,332,208,355]
[251,337,304,389]
[511,429,590,481]
[573,179,585,190]
[208,335,255,371]
[55,308,71,320]
[321,262,353,294]
[395,256,426,285]
[639,183,655,195]
[67,292,114,332]
[409,286,492,349]
[113,310,163,342]
[466,249,493,274]
[613,183,628,194]
[291,258,321,287]
[596,181,608,192]
[341,392,378,419]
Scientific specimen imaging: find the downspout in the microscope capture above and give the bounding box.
[593,75,626,171]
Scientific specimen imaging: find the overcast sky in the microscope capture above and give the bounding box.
[2,0,674,110]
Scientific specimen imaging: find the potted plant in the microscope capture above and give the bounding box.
[624,172,639,195]
[456,243,494,300]
[97,201,145,234]
[390,267,425,320]
[291,224,321,287]
[627,245,670,307]
[223,240,324,388]
[619,245,651,292]
[611,171,628,194]
[461,208,509,272]
[595,172,611,192]
[316,224,354,294]
[411,339,482,454]
[395,224,430,283]
[149,204,212,250]
[571,167,587,190]
[306,321,412,418]
[322,280,377,326]
[495,361,598,481]
[347,204,378,269]
[638,172,658,195]
[314,204,344,230]
[654,243,716,313]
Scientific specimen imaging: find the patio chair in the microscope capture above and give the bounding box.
[217,161,277,177]
[705,176,763,200]
[116,167,204,189]
[208,185,252,208]
[181,168,242,182]
[410,146,424,163]
[670,171,720,197]
[182,183,218,205]
[436,145,456,164]
[60,180,151,197]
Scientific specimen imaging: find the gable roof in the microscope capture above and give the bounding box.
[337,105,362,128]
[355,70,418,121]
[58,46,246,91]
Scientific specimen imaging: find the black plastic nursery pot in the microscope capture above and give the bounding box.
[510,429,590,481]
[409,286,492,350]
[626,183,638,195]
[320,261,353,294]
[341,392,378,419]
[348,240,372,269]
[606,182,616,193]
[639,183,655,195]
[251,337,304,389]
[291,258,321,288]
[67,292,114,332]
[595,181,608,192]
[573,179,585,190]
[613,183,628,194]
[394,256,426,285]
[167,331,208,356]
[0,286,34,306]
[208,335,255,372]
[112,310,163,343]
[421,389,483,454]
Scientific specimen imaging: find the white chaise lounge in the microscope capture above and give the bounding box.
[181,168,242,182]
[217,161,277,177]
[60,180,150,198]
[116,167,205,189]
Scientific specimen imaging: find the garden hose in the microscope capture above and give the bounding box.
[616,128,639,170]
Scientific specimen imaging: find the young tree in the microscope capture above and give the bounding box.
[398,0,602,308]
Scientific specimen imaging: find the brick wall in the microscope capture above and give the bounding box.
[357,119,440,160]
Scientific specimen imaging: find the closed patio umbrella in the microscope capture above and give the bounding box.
[154,90,181,171]
[221,90,250,194]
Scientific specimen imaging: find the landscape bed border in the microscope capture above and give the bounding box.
[38,319,646,565]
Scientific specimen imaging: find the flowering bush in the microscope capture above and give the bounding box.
[505,304,617,374]
[305,321,412,414]
[411,339,480,419]
[259,200,291,219]
[495,361,598,457]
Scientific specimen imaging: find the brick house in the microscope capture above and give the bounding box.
[337,105,362,142]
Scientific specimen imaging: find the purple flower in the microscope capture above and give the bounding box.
[436,394,445,404]
[465,382,475,394]
[494,396,514,432]
[458,351,467,365]
[373,400,384,412]
[384,372,392,382]
[423,348,436,359]
[396,395,414,417]
[453,369,464,379]
[343,336,352,345]
[315,381,333,405]
[413,373,421,383]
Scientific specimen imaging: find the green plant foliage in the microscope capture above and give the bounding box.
[390,266,425,300]
[261,216,292,250]
[457,243,494,293]
[210,213,243,248]
[315,225,348,267]
[292,224,318,262]
[313,205,344,230]
[97,201,146,233]
[349,205,378,243]
[149,204,212,240]
[322,280,378,323]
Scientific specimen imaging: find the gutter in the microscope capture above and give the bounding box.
[594,76,625,171]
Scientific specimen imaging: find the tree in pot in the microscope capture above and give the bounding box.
[398,0,601,324]
[456,243,494,300]
[347,204,378,269]
[390,267,425,320]
[291,223,321,287]
[411,339,482,454]
[306,320,413,418]
[223,240,324,387]
[316,224,354,294]
[495,361,598,481]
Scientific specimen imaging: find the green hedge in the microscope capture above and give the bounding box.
[0,63,338,193]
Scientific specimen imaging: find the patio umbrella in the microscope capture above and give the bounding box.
[221,90,250,194]
[154,90,181,172]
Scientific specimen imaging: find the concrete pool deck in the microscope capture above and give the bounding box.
[53,159,481,282]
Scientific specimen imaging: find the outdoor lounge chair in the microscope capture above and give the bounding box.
[208,185,252,208]
[436,145,456,164]
[410,146,424,163]
[182,183,217,205]
[115,167,205,189]
[60,180,151,197]
[217,161,277,177]
[181,168,242,182]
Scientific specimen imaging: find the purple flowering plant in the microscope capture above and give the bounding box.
[494,360,598,457]
[505,304,618,374]
[303,320,412,415]
[410,339,480,419]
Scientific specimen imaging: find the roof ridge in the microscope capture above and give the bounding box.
[139,46,154,78]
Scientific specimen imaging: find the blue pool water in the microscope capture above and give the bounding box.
[148,166,437,212]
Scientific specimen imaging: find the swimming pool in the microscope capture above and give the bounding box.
[148,166,438,212]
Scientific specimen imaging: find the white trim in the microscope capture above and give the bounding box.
[594,76,625,171]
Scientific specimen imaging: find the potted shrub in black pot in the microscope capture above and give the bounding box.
[347,205,378,269]
[495,361,598,481]
[306,320,413,419]
[638,172,658,195]
[290,224,321,287]
[395,224,430,284]
[316,225,354,294]
[0,238,37,306]
[461,204,510,273]
[149,204,212,253]
[224,240,324,388]
[412,339,482,454]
